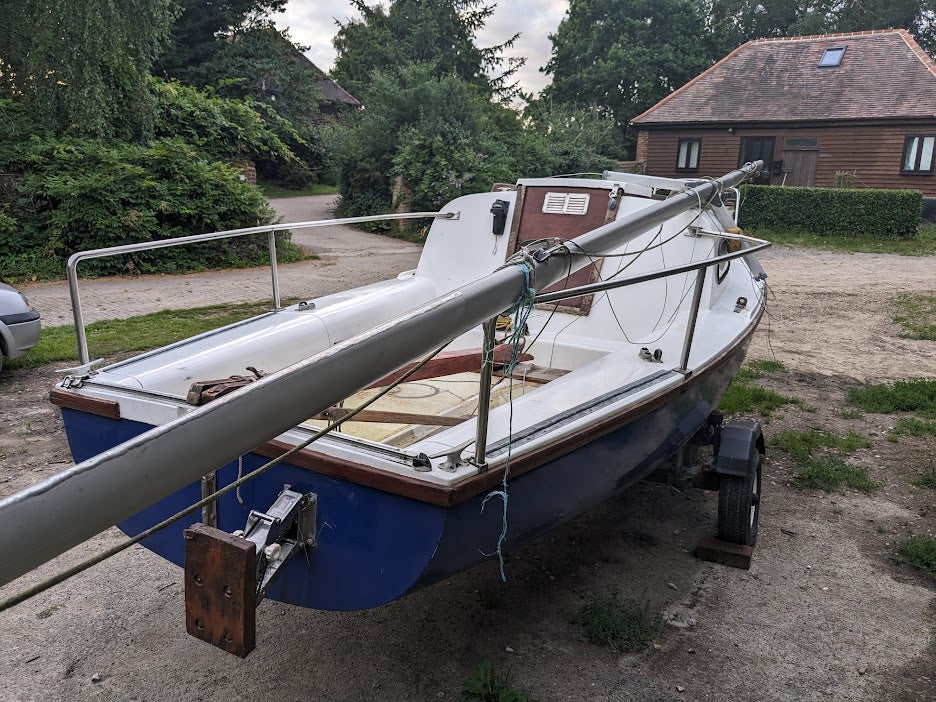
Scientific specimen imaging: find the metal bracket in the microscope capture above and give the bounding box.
[184,485,316,657]
[238,485,317,598]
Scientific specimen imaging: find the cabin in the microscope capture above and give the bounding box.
[630,29,936,198]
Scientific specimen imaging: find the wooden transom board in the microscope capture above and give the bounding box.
[506,184,614,315]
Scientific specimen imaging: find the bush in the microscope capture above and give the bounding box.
[150,78,321,187]
[739,185,922,239]
[1,136,279,279]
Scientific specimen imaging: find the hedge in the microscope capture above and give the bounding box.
[0,137,283,280]
[739,185,923,239]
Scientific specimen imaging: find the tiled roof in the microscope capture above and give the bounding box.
[632,29,936,124]
[315,79,363,108]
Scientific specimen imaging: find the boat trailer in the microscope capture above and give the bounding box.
[645,412,764,569]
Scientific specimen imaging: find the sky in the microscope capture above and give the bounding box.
[276,1,570,96]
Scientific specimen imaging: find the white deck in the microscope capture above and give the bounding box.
[65,173,766,487]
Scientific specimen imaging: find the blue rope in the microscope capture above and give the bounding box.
[481,260,537,581]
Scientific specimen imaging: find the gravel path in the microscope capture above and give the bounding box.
[18,195,421,327]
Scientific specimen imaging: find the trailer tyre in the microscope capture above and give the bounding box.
[717,451,761,546]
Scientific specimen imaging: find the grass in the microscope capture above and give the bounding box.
[460,660,528,702]
[770,428,878,492]
[835,407,864,420]
[895,535,936,581]
[257,179,338,198]
[6,300,291,369]
[912,469,936,489]
[888,417,936,442]
[751,222,936,256]
[847,379,936,419]
[719,360,797,416]
[790,455,879,492]
[746,359,786,374]
[771,429,871,459]
[892,291,936,341]
[577,591,662,653]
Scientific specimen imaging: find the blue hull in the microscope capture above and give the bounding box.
[60,343,745,611]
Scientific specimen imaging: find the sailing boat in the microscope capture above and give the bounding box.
[0,162,768,655]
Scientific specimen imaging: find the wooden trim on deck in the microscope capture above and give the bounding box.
[271,308,762,507]
[49,389,121,419]
[254,440,454,507]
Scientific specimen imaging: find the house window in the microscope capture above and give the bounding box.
[819,47,845,67]
[783,138,818,149]
[902,136,935,174]
[676,139,701,171]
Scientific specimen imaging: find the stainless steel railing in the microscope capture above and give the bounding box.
[471,232,771,467]
[66,210,457,365]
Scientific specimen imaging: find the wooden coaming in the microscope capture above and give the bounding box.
[49,388,120,419]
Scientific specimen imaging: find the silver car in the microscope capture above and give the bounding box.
[0,282,41,370]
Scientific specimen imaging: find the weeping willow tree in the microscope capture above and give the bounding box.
[0,0,176,139]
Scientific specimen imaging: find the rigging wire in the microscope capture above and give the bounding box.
[0,341,454,614]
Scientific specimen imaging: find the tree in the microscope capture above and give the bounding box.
[0,0,175,139]
[705,0,936,56]
[153,0,286,84]
[332,0,523,102]
[541,0,713,155]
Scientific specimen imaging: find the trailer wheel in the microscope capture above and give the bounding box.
[717,451,761,546]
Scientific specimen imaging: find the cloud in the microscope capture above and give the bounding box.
[276,0,568,96]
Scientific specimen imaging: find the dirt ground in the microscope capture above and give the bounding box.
[0,235,934,701]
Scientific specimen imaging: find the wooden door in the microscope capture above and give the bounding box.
[738,137,776,184]
[779,150,818,187]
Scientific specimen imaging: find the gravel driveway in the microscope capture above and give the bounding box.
[19,195,421,327]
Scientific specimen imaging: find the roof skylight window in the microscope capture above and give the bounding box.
[819,47,846,67]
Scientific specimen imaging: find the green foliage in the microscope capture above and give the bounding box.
[770,429,872,461]
[770,429,878,492]
[719,366,796,416]
[334,66,535,222]
[912,469,936,489]
[847,380,936,419]
[154,0,287,85]
[0,0,175,139]
[0,136,279,279]
[705,0,936,57]
[460,659,528,702]
[889,417,936,442]
[5,300,289,369]
[892,292,936,341]
[333,0,522,102]
[895,534,936,581]
[791,456,878,492]
[749,222,936,256]
[257,180,338,198]
[739,185,923,239]
[541,0,715,153]
[577,591,662,652]
[523,103,621,174]
[149,77,319,186]
[745,359,786,374]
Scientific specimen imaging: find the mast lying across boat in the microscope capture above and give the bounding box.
[0,161,763,587]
